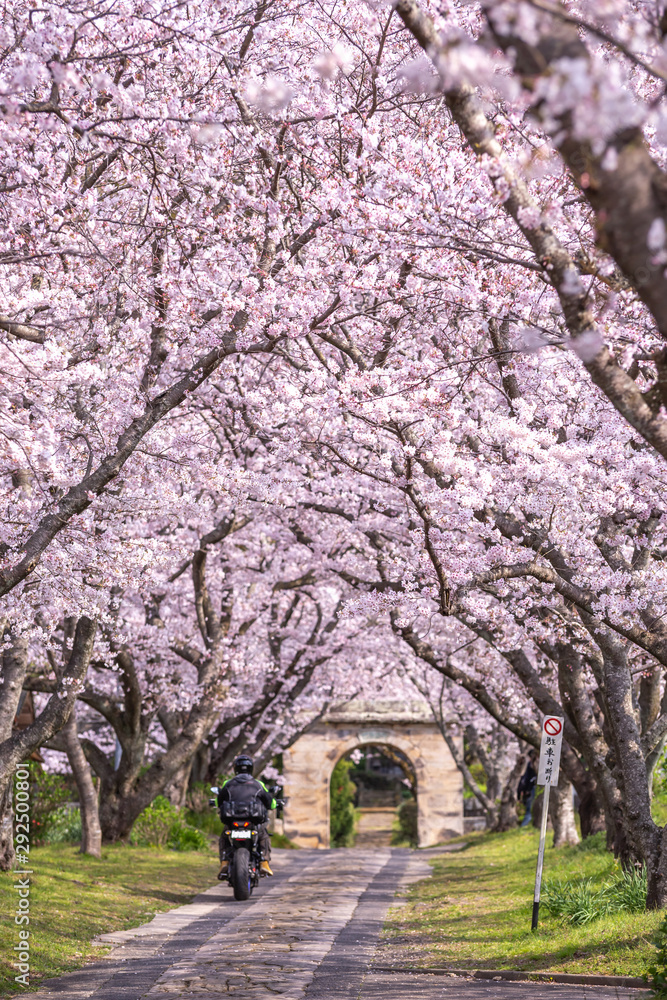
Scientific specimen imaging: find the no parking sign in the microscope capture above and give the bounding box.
[532,715,565,931]
[537,715,563,786]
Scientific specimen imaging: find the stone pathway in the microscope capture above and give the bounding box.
[25,849,647,1000]
[354,809,396,848]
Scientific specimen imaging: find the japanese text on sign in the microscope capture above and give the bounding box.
[537,716,563,786]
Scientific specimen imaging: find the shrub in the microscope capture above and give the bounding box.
[330,759,358,847]
[131,796,211,851]
[543,866,647,925]
[131,796,181,847]
[44,805,82,844]
[168,823,209,852]
[26,763,72,845]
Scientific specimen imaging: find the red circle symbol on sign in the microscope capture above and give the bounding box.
[544,718,562,736]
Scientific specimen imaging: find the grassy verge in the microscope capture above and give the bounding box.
[0,842,219,997]
[379,828,661,977]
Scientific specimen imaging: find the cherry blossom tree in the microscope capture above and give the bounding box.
[21,501,364,842]
[5,0,667,909]
[0,0,411,848]
[409,666,528,832]
[395,0,667,460]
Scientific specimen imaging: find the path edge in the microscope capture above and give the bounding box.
[372,966,649,989]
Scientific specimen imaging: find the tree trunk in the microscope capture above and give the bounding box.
[0,632,29,743]
[577,782,607,838]
[0,617,97,786]
[89,732,152,843]
[0,776,14,870]
[557,649,625,847]
[62,711,101,858]
[191,742,211,785]
[495,754,524,831]
[163,761,190,810]
[98,787,140,843]
[94,723,220,842]
[549,779,580,847]
[593,630,661,899]
[0,630,30,872]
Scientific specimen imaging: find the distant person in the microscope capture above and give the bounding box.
[217,755,276,877]
[518,750,538,828]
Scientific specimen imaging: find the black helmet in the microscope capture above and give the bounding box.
[234,754,254,775]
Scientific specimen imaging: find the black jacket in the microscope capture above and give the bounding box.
[218,774,273,822]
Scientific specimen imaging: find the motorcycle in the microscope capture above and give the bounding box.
[210,785,285,901]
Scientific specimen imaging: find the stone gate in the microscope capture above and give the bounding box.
[281,699,463,848]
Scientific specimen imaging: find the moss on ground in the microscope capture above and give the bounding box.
[379,828,661,977]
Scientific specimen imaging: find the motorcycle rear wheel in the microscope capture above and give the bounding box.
[231,847,252,900]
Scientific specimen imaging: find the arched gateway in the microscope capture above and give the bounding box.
[281,699,463,848]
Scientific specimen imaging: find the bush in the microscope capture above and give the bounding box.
[131,796,211,851]
[543,866,647,925]
[26,763,72,845]
[330,759,358,847]
[44,805,82,844]
[168,823,209,852]
[392,800,418,847]
[131,797,180,847]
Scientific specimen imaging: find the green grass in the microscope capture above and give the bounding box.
[379,828,661,977]
[0,842,219,996]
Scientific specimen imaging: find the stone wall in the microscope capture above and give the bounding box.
[282,717,463,848]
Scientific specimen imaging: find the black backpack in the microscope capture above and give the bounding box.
[219,776,268,823]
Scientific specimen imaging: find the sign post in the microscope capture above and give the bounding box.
[531,715,564,931]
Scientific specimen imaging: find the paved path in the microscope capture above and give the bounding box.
[27,849,646,1000]
[354,809,395,848]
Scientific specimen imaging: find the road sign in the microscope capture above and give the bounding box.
[537,715,563,786]
[532,715,565,931]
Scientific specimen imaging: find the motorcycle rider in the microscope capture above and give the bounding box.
[217,755,276,879]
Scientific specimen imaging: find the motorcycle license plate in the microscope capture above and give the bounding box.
[230,830,252,838]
